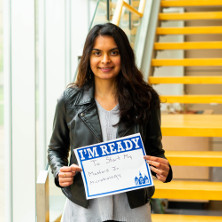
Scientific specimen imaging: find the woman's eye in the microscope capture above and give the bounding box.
[92,51,101,56]
[110,50,119,56]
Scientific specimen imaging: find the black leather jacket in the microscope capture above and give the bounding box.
[48,84,172,209]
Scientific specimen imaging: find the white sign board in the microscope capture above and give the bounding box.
[74,133,153,199]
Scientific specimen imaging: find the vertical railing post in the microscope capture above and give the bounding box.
[107,0,110,20]
[36,170,49,222]
[129,0,132,30]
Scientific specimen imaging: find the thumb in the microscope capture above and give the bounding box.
[70,164,82,172]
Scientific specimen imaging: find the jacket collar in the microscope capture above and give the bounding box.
[77,83,136,141]
[75,84,95,105]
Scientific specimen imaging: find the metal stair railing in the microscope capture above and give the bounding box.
[36,165,49,222]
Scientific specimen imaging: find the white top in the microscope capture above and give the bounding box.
[61,100,151,222]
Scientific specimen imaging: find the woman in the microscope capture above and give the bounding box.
[48,23,172,222]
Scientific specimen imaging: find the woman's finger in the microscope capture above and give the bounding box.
[60,166,72,172]
[59,177,73,183]
[70,164,82,172]
[58,164,82,187]
[59,176,74,187]
[59,171,73,178]
[156,174,166,182]
[150,166,167,182]
[147,160,161,168]
[148,160,169,172]
[144,155,169,165]
[144,155,170,182]
[59,181,73,187]
[150,166,167,177]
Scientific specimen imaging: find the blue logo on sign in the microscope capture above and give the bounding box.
[134,172,149,185]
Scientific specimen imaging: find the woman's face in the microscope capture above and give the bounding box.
[90,35,121,82]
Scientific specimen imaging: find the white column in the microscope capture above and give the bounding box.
[3,0,12,220]
[4,0,36,221]
[37,0,47,173]
[71,0,89,81]
[65,0,72,85]
[45,0,66,143]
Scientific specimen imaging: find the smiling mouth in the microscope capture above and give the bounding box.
[99,67,113,72]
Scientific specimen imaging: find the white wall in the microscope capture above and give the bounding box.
[37,0,92,172]
[4,0,36,221]
[4,0,94,221]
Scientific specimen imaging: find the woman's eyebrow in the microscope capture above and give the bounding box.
[110,47,119,51]
[92,47,119,51]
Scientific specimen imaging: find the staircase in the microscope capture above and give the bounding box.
[149,0,222,221]
[94,0,142,47]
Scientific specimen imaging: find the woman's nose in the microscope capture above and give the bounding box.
[101,54,110,63]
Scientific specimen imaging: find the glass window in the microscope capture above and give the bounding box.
[0,0,5,221]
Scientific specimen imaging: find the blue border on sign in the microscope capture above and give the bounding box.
[75,134,153,199]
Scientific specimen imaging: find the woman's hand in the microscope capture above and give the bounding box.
[144,155,169,182]
[58,164,82,187]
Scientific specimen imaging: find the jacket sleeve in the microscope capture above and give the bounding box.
[48,92,70,186]
[145,106,173,183]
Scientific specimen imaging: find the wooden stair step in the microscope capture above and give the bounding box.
[153,180,222,200]
[161,0,222,7]
[161,114,222,137]
[54,215,62,222]
[152,214,222,222]
[160,95,222,104]
[100,1,140,10]
[152,58,222,66]
[110,1,140,9]
[149,76,222,84]
[165,151,222,167]
[156,26,222,35]
[159,11,222,20]
[154,41,222,50]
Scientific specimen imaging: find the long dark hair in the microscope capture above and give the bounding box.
[75,23,160,125]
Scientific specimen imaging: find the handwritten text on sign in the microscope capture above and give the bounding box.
[74,133,153,199]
